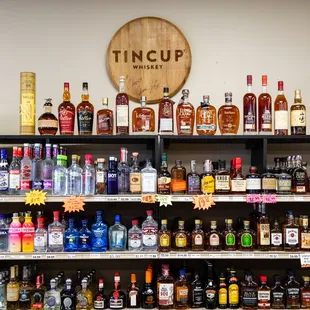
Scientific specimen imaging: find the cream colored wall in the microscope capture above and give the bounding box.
[0,0,309,137]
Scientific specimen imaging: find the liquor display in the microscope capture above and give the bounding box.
[116,76,129,135]
[258,75,272,134]
[38,98,58,135]
[274,81,289,136]
[176,89,195,135]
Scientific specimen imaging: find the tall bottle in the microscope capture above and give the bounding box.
[141,270,156,309]
[93,279,107,309]
[42,144,54,193]
[291,89,306,135]
[141,160,157,194]
[52,155,68,195]
[116,76,129,135]
[176,89,195,135]
[60,278,76,310]
[157,264,174,310]
[204,263,217,309]
[0,215,9,252]
[0,150,9,194]
[19,266,33,310]
[34,217,47,252]
[91,211,108,252]
[22,213,35,252]
[118,147,130,194]
[132,96,155,133]
[9,213,22,252]
[109,273,126,309]
[31,143,43,190]
[67,154,83,196]
[107,157,118,195]
[20,144,32,192]
[109,215,127,251]
[175,269,190,309]
[196,95,217,135]
[127,274,140,308]
[77,82,94,135]
[157,153,171,195]
[7,265,20,309]
[187,160,201,195]
[64,218,79,252]
[142,210,158,251]
[48,211,64,252]
[129,152,141,194]
[20,72,36,135]
[258,75,272,134]
[158,87,174,135]
[96,158,107,195]
[243,75,257,134]
[9,146,21,194]
[83,154,96,195]
[274,81,289,135]
[44,278,61,309]
[97,97,113,135]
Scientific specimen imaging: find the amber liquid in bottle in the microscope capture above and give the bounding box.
[243,75,257,134]
[158,219,171,252]
[116,76,129,135]
[196,95,216,135]
[171,160,187,194]
[205,221,222,251]
[191,219,204,251]
[274,81,288,135]
[291,89,306,135]
[38,98,58,135]
[158,87,174,134]
[97,97,113,135]
[132,96,155,133]
[176,89,195,135]
[258,75,272,134]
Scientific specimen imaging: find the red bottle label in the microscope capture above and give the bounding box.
[59,109,74,134]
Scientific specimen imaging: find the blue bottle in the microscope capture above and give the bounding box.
[91,211,108,252]
[107,157,118,195]
[64,218,79,252]
[78,219,92,251]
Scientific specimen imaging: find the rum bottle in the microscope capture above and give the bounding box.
[132,96,155,133]
[291,89,306,135]
[243,75,257,134]
[196,95,216,135]
[175,269,190,309]
[116,76,129,135]
[158,219,171,252]
[191,219,204,251]
[187,160,201,195]
[97,97,113,135]
[158,87,174,135]
[157,264,174,310]
[176,89,195,135]
[171,160,186,194]
[38,98,58,135]
[258,75,272,134]
[274,81,288,135]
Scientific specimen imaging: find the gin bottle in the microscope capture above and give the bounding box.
[128,220,143,251]
[20,143,32,192]
[0,149,9,194]
[42,143,54,193]
[31,143,43,190]
[34,217,47,252]
[109,215,127,251]
[78,219,92,252]
[48,211,64,252]
[44,278,61,310]
[141,160,157,194]
[67,154,83,196]
[53,155,68,195]
[118,147,130,194]
[83,154,95,195]
[142,210,158,251]
[91,211,108,252]
[0,215,8,252]
[107,157,118,195]
[64,218,79,252]
[9,146,21,194]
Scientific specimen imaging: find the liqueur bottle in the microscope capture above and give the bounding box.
[158,219,171,252]
[176,89,195,135]
[283,211,300,251]
[127,274,140,308]
[243,75,257,134]
[196,95,216,135]
[237,220,256,251]
[130,152,141,194]
[7,266,20,310]
[205,221,222,251]
[274,81,289,135]
[142,210,158,251]
[157,265,174,310]
[128,220,143,251]
[301,276,310,309]
[223,219,236,251]
[91,211,108,252]
[271,275,286,309]
[93,279,107,309]
[78,219,92,252]
[60,278,76,310]
[258,75,272,134]
[187,160,201,195]
[204,263,217,309]
[218,273,228,309]
[240,272,258,309]
[171,160,187,194]
[38,98,58,135]
[77,278,93,310]
[109,273,126,309]
[116,76,129,135]
[200,159,215,194]
[286,275,300,309]
[292,155,308,194]
[215,160,230,194]
[132,96,155,133]
[270,219,283,251]
[246,166,261,194]
[158,87,174,135]
[30,275,45,309]
[157,153,171,195]
[257,204,270,251]
[141,270,156,309]
[231,157,246,194]
[97,97,113,135]
[77,82,94,135]
[291,89,306,135]
[191,219,204,251]
[107,157,118,195]
[108,215,127,251]
[191,272,204,308]
[172,220,190,251]
[218,92,240,135]
[258,276,271,309]
[228,270,239,309]
[175,269,190,309]
[117,147,130,194]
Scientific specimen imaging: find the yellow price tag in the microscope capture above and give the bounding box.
[193,194,215,210]
[25,190,47,206]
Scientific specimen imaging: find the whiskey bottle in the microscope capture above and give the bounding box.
[171,160,187,194]
[158,87,174,135]
[243,75,257,134]
[283,211,300,251]
[176,89,195,135]
[141,270,155,309]
[258,276,271,309]
[215,160,230,194]
[158,219,171,252]
[231,157,246,194]
[200,160,215,194]
[277,167,292,194]
[237,220,256,251]
[191,273,204,308]
[257,204,270,251]
[292,155,308,194]
[228,270,239,309]
[172,220,190,251]
[258,75,272,134]
[157,153,171,195]
[7,266,19,310]
[196,95,216,135]
[218,92,240,135]
[38,98,58,135]
[240,272,258,309]
[108,273,126,309]
[291,89,306,135]
[270,219,283,251]
[157,264,174,310]
[129,152,141,194]
[223,219,236,251]
[116,76,129,135]
[271,275,286,309]
[187,160,201,195]
[300,215,310,251]
[127,274,140,308]
[204,262,217,309]
[300,276,310,309]
[246,166,261,194]
[191,219,204,251]
[286,275,300,309]
[205,220,222,251]
[132,96,155,133]
[97,97,113,135]
[218,273,228,309]
[274,81,289,135]
[93,279,107,309]
[261,167,277,194]
[175,269,190,309]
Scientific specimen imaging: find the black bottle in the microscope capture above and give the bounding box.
[205,263,217,309]
[191,272,204,308]
[141,270,155,309]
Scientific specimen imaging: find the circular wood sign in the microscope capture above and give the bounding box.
[106,17,192,103]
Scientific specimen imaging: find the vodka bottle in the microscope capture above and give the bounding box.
[83,154,95,195]
[22,212,35,252]
[141,160,157,194]
[68,154,83,196]
[48,211,64,252]
[107,157,118,195]
[117,147,130,194]
[78,219,92,252]
[42,143,54,193]
[64,218,79,252]
[91,211,108,252]
[108,215,127,251]
[0,215,8,252]
[52,155,68,195]
[0,149,9,194]
[20,143,32,192]
[9,146,21,194]
[34,217,47,252]
[52,144,59,166]
[31,143,43,189]
[128,220,143,251]
[142,210,158,251]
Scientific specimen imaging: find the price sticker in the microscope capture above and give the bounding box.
[176,253,189,258]
[190,253,201,258]
[232,196,242,201]
[294,196,304,202]
[269,253,279,259]
[289,253,300,259]
[89,253,101,259]
[46,254,56,259]
[208,253,221,258]
[67,254,76,259]
[246,194,261,203]
[241,253,255,258]
[25,190,47,206]
[32,255,42,259]
[0,255,5,260]
[262,194,277,204]
[145,253,158,259]
[156,195,172,207]
[141,194,156,204]
[193,194,215,210]
[63,196,85,213]
[159,253,170,258]
[109,254,121,259]
[220,196,230,201]
[227,253,237,258]
[259,253,269,258]
[135,254,145,259]
[300,253,310,268]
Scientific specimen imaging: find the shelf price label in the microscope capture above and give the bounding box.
[262,194,277,204]
[193,194,215,210]
[32,255,42,259]
[190,253,201,258]
[246,194,261,203]
[289,253,300,259]
[268,253,279,259]
[67,254,76,259]
[300,253,310,268]
[208,253,221,258]
[159,253,170,258]
[109,254,121,259]
[89,253,101,259]
[176,253,189,258]
[141,194,156,204]
[46,254,56,259]
[156,195,172,207]
[135,254,145,259]
[25,190,47,206]
[63,196,85,213]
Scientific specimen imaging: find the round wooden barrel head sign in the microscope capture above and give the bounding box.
[106,16,192,103]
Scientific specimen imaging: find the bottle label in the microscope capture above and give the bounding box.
[231,179,246,192]
[178,107,194,134]
[258,291,271,308]
[43,179,53,190]
[244,112,256,130]
[205,289,216,304]
[271,233,282,246]
[301,233,310,249]
[0,228,8,251]
[59,108,74,134]
[130,172,141,193]
[220,108,238,134]
[96,171,105,183]
[219,287,228,305]
[278,179,291,192]
[272,292,284,303]
[287,288,300,299]
[275,110,288,130]
[159,118,173,132]
[31,291,44,308]
[262,178,277,190]
[129,291,138,306]
[197,109,216,131]
[260,224,270,245]
[142,226,157,247]
[285,228,299,245]
[201,175,215,194]
[291,109,306,127]
[241,232,252,247]
[171,179,186,192]
[48,228,63,245]
[194,234,203,245]
[187,175,200,194]
[225,233,235,246]
[176,233,187,248]
[38,119,58,129]
[111,231,125,248]
[160,233,170,247]
[32,180,43,190]
[98,114,112,132]
[0,172,9,191]
[261,109,272,130]
[228,284,239,305]
[128,233,142,248]
[141,173,156,193]
[19,288,31,302]
[94,298,105,309]
[7,287,19,301]
[158,283,174,305]
[116,105,129,127]
[295,171,307,192]
[176,287,189,303]
[9,170,21,190]
[210,233,220,246]
[78,110,93,133]
[35,232,47,248]
[21,180,31,191]
[192,287,204,306]
[9,226,22,251]
[242,289,257,306]
[158,177,171,194]
[246,178,261,190]
[302,292,310,304]
[62,297,73,308]
[215,175,230,190]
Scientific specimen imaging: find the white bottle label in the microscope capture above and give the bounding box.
[231,179,246,192]
[142,227,158,247]
[271,233,282,246]
[259,224,270,245]
[159,118,173,132]
[291,110,306,127]
[35,233,47,247]
[285,228,299,245]
[9,172,20,190]
[246,178,261,190]
[158,283,174,305]
[110,299,123,308]
[275,110,288,130]
[141,173,156,193]
[48,229,63,245]
[116,106,129,127]
[96,171,105,183]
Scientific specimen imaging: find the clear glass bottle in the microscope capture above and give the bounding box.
[291,89,306,135]
[187,160,201,195]
[0,214,9,252]
[0,150,9,194]
[67,154,83,196]
[142,210,158,251]
[83,154,95,195]
[109,215,127,251]
[130,152,141,194]
[141,160,157,194]
[128,220,143,251]
[274,81,288,136]
[196,95,217,135]
[64,218,79,252]
[31,143,43,190]
[91,211,108,252]
[9,146,21,194]
[158,87,174,135]
[52,155,68,195]
[20,144,32,192]
[96,158,107,195]
[44,278,61,310]
[171,160,186,195]
[48,211,64,252]
[176,89,195,135]
[34,217,47,252]
[60,278,76,310]
[107,157,118,195]
[175,269,190,309]
[42,144,54,193]
[118,147,130,194]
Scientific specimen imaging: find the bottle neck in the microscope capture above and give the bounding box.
[190,162,197,173]
[161,223,167,230]
[53,215,60,222]
[45,147,51,159]
[247,84,252,93]
[82,90,89,102]
[262,85,267,93]
[119,81,125,93]
[120,149,128,163]
[63,87,71,102]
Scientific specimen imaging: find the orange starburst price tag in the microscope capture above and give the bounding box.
[193,194,215,210]
[141,194,156,204]
[25,190,47,206]
[62,196,85,213]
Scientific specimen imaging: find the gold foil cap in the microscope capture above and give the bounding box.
[97,158,105,163]
[102,97,108,105]
[195,219,201,225]
[295,89,302,100]
[303,276,310,282]
[211,220,217,226]
[161,219,167,225]
[227,219,233,224]
[179,220,185,225]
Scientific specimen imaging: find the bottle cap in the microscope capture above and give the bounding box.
[82,82,88,89]
[162,264,169,270]
[303,276,310,282]
[249,166,257,173]
[262,75,267,86]
[195,219,201,225]
[235,157,242,168]
[132,220,138,226]
[97,158,105,163]
[210,220,217,226]
[247,75,252,85]
[295,89,302,99]
[163,87,169,93]
[115,215,121,222]
[81,219,87,225]
[244,220,250,225]
[13,213,18,217]
[140,96,147,102]
[203,95,210,101]
[161,219,167,225]
[102,97,108,105]
[179,269,185,276]
[85,154,93,160]
[162,153,167,161]
[120,76,125,82]
[179,220,185,225]
[146,210,153,216]
[96,210,102,215]
[131,274,136,283]
[278,81,284,91]
[145,270,152,283]
[53,211,59,217]
[182,89,189,96]
[260,275,267,282]
[132,152,139,157]
[227,219,233,224]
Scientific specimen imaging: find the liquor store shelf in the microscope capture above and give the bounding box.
[0,251,303,260]
[0,195,309,203]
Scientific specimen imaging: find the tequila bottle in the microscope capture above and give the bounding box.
[142,210,158,251]
[48,211,64,252]
[141,160,157,194]
[128,220,143,251]
[78,219,92,252]
[44,279,61,310]
[67,154,83,196]
[118,147,130,194]
[91,211,108,252]
[52,155,68,195]
[83,154,95,195]
[77,278,93,309]
[64,218,79,252]
[60,278,76,310]
[30,275,45,309]
[109,215,127,251]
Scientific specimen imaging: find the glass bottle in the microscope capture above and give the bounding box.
[157,264,174,310]
[107,157,118,195]
[78,219,92,252]
[58,82,75,135]
[117,147,130,194]
[44,278,61,310]
[9,146,21,194]
[64,218,79,252]
[127,274,140,308]
[67,154,83,196]
[34,217,47,252]
[128,220,143,251]
[52,155,68,195]
[215,160,230,194]
[0,150,9,194]
[261,167,277,194]
[271,275,285,309]
[171,160,186,194]
[91,211,108,252]
[109,215,127,251]
[218,273,228,309]
[31,143,43,190]
[243,75,257,134]
[158,153,171,195]
[83,154,96,195]
[187,160,201,195]
[223,219,236,251]
[228,270,239,309]
[205,220,222,251]
[30,275,45,309]
[76,278,93,310]
[191,219,204,251]
[231,157,246,194]
[158,219,171,252]
[291,89,306,135]
[132,96,155,133]
[292,155,308,194]
[257,204,270,251]
[95,158,107,195]
[175,269,190,309]
[60,278,76,310]
[142,210,158,251]
[172,220,190,251]
[22,212,35,252]
[301,276,310,309]
[48,211,64,252]
[93,279,107,309]
[200,159,215,194]
[130,152,141,194]
[277,167,292,194]
[300,215,310,251]
[286,275,300,309]
[20,144,32,192]
[0,215,8,252]
[204,263,217,309]
[141,270,156,309]
[38,98,58,135]
[274,81,288,135]
[258,75,272,134]
[9,213,22,252]
[77,82,94,135]
[218,92,240,135]
[196,95,217,135]
[97,97,113,135]
[257,276,271,309]
[246,166,261,194]
[283,211,300,251]
[158,87,174,135]
[270,219,283,251]
[191,272,204,308]
[19,266,33,310]
[176,89,195,135]
[116,76,129,135]
[7,266,20,310]
[42,144,54,193]
[108,272,126,309]
[141,160,157,194]
[238,220,256,251]
[240,272,258,309]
